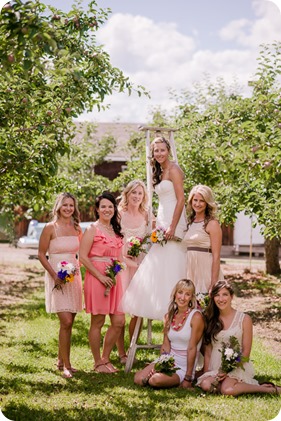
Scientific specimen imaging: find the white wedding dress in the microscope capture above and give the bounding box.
[121,180,187,320]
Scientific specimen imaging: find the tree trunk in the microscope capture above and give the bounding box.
[264,237,281,275]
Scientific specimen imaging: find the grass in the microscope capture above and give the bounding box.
[0,267,280,421]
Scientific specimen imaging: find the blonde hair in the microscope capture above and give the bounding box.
[150,136,171,187]
[187,185,218,225]
[165,279,197,331]
[52,192,80,230]
[118,180,148,214]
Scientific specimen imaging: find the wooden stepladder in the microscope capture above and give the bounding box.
[125,125,178,373]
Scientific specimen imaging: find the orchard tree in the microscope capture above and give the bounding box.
[174,43,281,274]
[0,0,146,214]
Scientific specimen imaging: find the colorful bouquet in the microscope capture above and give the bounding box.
[196,292,210,311]
[104,259,126,296]
[53,260,77,291]
[210,335,249,393]
[154,354,179,376]
[127,235,149,257]
[150,226,167,247]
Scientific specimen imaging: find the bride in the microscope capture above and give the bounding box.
[121,136,187,320]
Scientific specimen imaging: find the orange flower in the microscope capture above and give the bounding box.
[150,231,158,242]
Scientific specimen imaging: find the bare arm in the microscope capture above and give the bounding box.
[181,311,204,388]
[241,314,253,359]
[165,164,185,238]
[203,343,212,372]
[160,315,171,354]
[79,224,114,288]
[38,223,62,287]
[206,219,222,289]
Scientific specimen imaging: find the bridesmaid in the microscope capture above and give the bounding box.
[80,192,125,373]
[183,185,224,295]
[38,192,83,378]
[116,180,149,364]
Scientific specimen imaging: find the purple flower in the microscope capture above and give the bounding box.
[58,269,68,280]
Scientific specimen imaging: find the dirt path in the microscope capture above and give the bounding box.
[0,244,280,358]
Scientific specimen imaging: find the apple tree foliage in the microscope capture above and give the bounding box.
[0,0,146,215]
[174,43,281,273]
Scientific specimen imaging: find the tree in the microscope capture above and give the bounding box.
[0,0,146,213]
[174,43,281,274]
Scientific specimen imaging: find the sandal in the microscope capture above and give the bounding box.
[56,361,63,371]
[260,382,281,394]
[119,354,127,365]
[105,361,119,373]
[94,362,113,374]
[62,368,73,379]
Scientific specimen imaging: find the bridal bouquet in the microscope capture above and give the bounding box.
[154,354,179,376]
[53,260,77,291]
[104,259,126,296]
[210,335,248,393]
[150,226,167,247]
[196,292,210,312]
[127,235,149,257]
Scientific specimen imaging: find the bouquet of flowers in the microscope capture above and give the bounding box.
[127,235,149,257]
[196,292,210,311]
[154,354,179,376]
[104,259,126,296]
[53,260,77,291]
[210,335,249,393]
[150,226,167,247]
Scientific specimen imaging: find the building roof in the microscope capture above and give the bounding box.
[74,122,143,161]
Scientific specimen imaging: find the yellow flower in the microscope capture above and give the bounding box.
[66,274,75,283]
[150,231,158,242]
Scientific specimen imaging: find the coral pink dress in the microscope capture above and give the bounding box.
[84,227,124,315]
[45,235,82,313]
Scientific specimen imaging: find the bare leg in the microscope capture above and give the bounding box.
[102,314,125,362]
[89,314,106,365]
[116,325,127,361]
[129,316,143,342]
[57,312,76,376]
[221,377,281,396]
[134,362,180,388]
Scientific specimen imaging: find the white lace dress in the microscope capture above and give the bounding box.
[197,311,259,386]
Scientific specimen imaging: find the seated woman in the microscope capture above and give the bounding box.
[197,280,280,395]
[134,279,204,388]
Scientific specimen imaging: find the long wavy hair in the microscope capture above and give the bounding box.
[52,192,80,231]
[204,280,234,345]
[186,184,218,227]
[165,279,197,332]
[150,136,171,187]
[118,180,148,214]
[94,192,123,238]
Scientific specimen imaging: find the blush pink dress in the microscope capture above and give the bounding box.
[45,235,82,313]
[84,227,124,315]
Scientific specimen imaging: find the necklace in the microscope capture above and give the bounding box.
[98,220,114,234]
[171,308,191,331]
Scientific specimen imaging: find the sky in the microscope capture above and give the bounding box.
[2,0,281,123]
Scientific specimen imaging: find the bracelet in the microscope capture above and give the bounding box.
[184,375,192,382]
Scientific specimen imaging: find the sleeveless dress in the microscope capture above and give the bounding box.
[45,235,82,313]
[167,309,202,382]
[121,218,148,292]
[196,311,259,386]
[84,227,124,315]
[183,221,224,294]
[121,180,187,320]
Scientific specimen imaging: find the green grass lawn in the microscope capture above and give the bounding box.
[0,274,280,420]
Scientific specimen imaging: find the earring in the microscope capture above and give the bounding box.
[189,301,192,308]
[173,301,177,310]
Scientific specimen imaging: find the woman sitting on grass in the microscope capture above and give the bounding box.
[197,280,280,395]
[134,279,204,388]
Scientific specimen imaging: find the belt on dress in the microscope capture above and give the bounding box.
[47,253,78,260]
[90,256,117,262]
[187,247,212,253]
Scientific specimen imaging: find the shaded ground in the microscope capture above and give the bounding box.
[0,244,280,358]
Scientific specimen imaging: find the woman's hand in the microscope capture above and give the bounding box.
[99,274,114,288]
[216,370,227,382]
[165,226,175,240]
[53,276,64,290]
